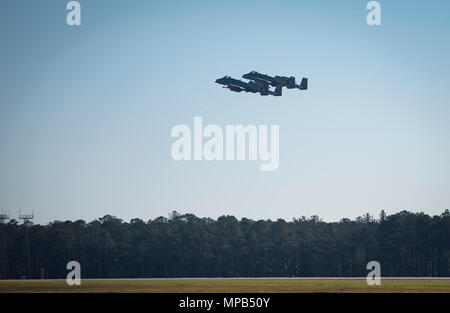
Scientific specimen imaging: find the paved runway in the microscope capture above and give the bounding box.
[88,277,450,281]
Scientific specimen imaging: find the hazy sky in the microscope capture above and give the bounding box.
[1,0,449,224]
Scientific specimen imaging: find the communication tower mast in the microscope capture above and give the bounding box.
[0,213,10,279]
[19,211,34,279]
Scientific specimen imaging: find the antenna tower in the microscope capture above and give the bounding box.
[19,211,34,279]
[0,213,9,279]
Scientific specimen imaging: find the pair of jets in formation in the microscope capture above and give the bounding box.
[215,71,308,96]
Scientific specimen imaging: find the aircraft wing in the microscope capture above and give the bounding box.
[227,85,244,92]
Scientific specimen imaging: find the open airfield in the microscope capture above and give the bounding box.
[0,278,449,293]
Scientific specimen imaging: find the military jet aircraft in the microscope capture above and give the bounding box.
[242,71,308,91]
[215,76,281,96]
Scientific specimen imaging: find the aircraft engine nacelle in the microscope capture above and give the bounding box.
[249,81,270,96]
[274,76,289,86]
[248,81,262,92]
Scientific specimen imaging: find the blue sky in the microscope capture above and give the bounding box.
[1,0,449,224]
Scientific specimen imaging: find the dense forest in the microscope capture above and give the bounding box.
[0,210,449,279]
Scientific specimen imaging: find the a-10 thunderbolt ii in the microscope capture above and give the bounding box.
[215,71,307,96]
[215,76,282,96]
[242,71,308,91]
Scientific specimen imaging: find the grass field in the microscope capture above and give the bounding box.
[0,278,449,293]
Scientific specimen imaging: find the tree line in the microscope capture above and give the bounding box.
[0,210,448,279]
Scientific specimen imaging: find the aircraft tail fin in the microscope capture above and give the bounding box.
[287,76,296,89]
[299,78,308,90]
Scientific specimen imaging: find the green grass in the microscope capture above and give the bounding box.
[0,278,449,293]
